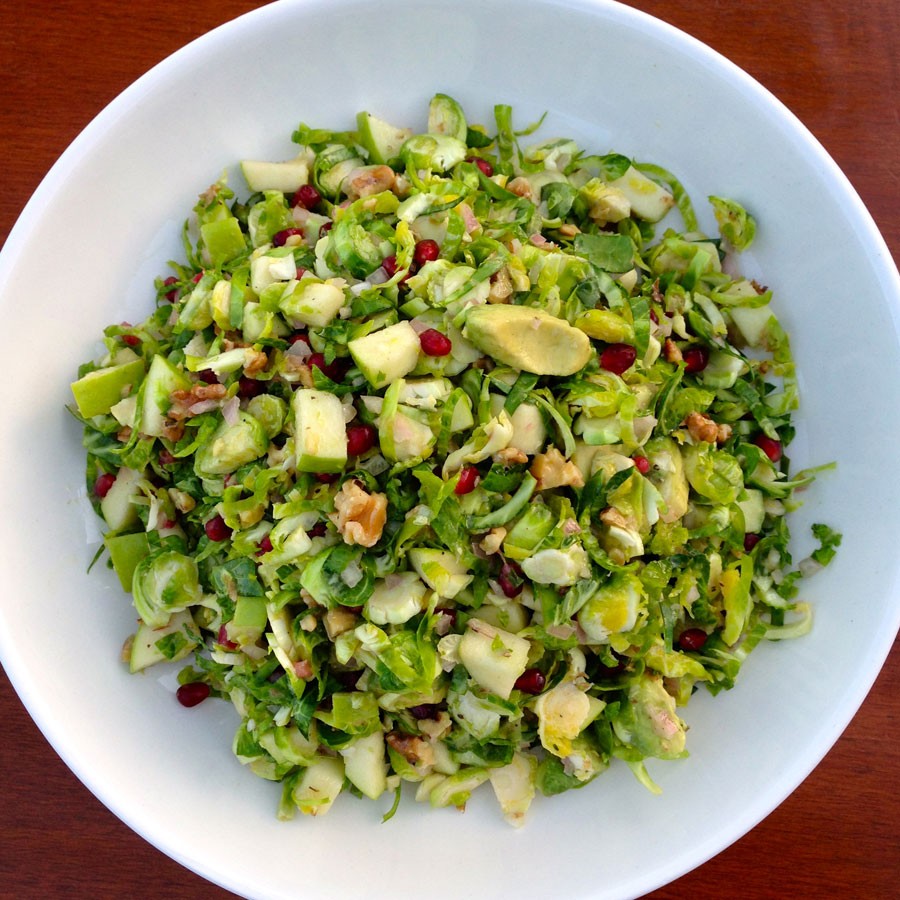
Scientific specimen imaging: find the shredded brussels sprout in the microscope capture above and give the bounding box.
[71,94,840,827]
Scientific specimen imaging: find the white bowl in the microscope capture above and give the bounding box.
[1,1,898,898]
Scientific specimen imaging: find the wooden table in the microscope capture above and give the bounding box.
[1,1,897,897]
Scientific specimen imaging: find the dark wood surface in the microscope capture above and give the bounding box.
[1,1,897,897]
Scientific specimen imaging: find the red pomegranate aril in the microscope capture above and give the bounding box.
[683,345,710,373]
[466,156,494,177]
[632,455,650,475]
[347,423,377,456]
[743,532,761,552]
[289,332,311,347]
[197,369,218,384]
[176,682,211,708]
[677,628,709,652]
[256,534,273,556]
[319,221,333,238]
[600,343,636,375]
[308,521,328,537]
[272,227,304,247]
[419,328,452,356]
[122,334,140,347]
[158,449,176,466]
[514,668,546,695]
[204,514,232,542]
[454,465,480,495]
[497,560,524,598]
[409,703,441,720]
[314,472,339,484]
[754,434,783,463]
[94,472,116,498]
[192,272,204,283]
[292,184,322,210]
[238,377,264,399]
[649,309,659,324]
[217,625,239,650]
[162,276,179,302]
[381,255,399,277]
[413,239,440,267]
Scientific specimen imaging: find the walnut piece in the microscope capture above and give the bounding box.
[168,382,226,420]
[386,732,435,768]
[330,479,388,547]
[663,338,683,364]
[684,411,731,444]
[478,527,507,555]
[507,176,533,199]
[344,165,396,199]
[530,447,585,490]
[494,446,528,466]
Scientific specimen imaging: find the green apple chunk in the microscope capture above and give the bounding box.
[340,730,388,800]
[607,165,675,223]
[105,531,150,592]
[356,111,412,165]
[293,389,348,473]
[129,608,199,673]
[241,156,311,193]
[348,321,421,389]
[458,618,530,700]
[140,355,192,438]
[278,279,346,328]
[71,358,145,419]
[100,466,144,533]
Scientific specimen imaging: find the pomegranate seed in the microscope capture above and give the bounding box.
[289,332,311,347]
[162,276,179,302]
[94,472,116,498]
[419,328,452,356]
[497,560,524,598]
[466,156,494,177]
[238,376,264,398]
[409,704,441,720]
[649,309,659,324]
[381,255,399,277]
[346,423,377,456]
[272,227,304,247]
[256,534,273,556]
[296,266,307,279]
[176,682,210,708]
[319,221,333,238]
[743,533,761,551]
[454,466,480,495]
[122,334,140,347]
[600,343,636,375]
[683,345,710,373]
[754,434,783,463]
[292,184,322,210]
[632,455,650,475]
[217,625,239,650]
[413,239,440,267]
[677,628,708,652]
[313,472,339,484]
[191,272,204,283]
[514,668,546,694]
[204,514,232,542]
[158,449,176,466]
[308,352,348,382]
[197,369,218,385]
[307,521,328,537]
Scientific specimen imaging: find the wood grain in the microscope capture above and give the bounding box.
[1,2,898,898]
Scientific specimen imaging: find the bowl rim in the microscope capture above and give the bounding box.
[1,1,899,898]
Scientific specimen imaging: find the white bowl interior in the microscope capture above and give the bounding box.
[1,1,899,898]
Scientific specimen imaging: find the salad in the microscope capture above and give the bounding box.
[70,94,840,825]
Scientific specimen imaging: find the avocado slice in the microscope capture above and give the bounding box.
[463,306,592,376]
